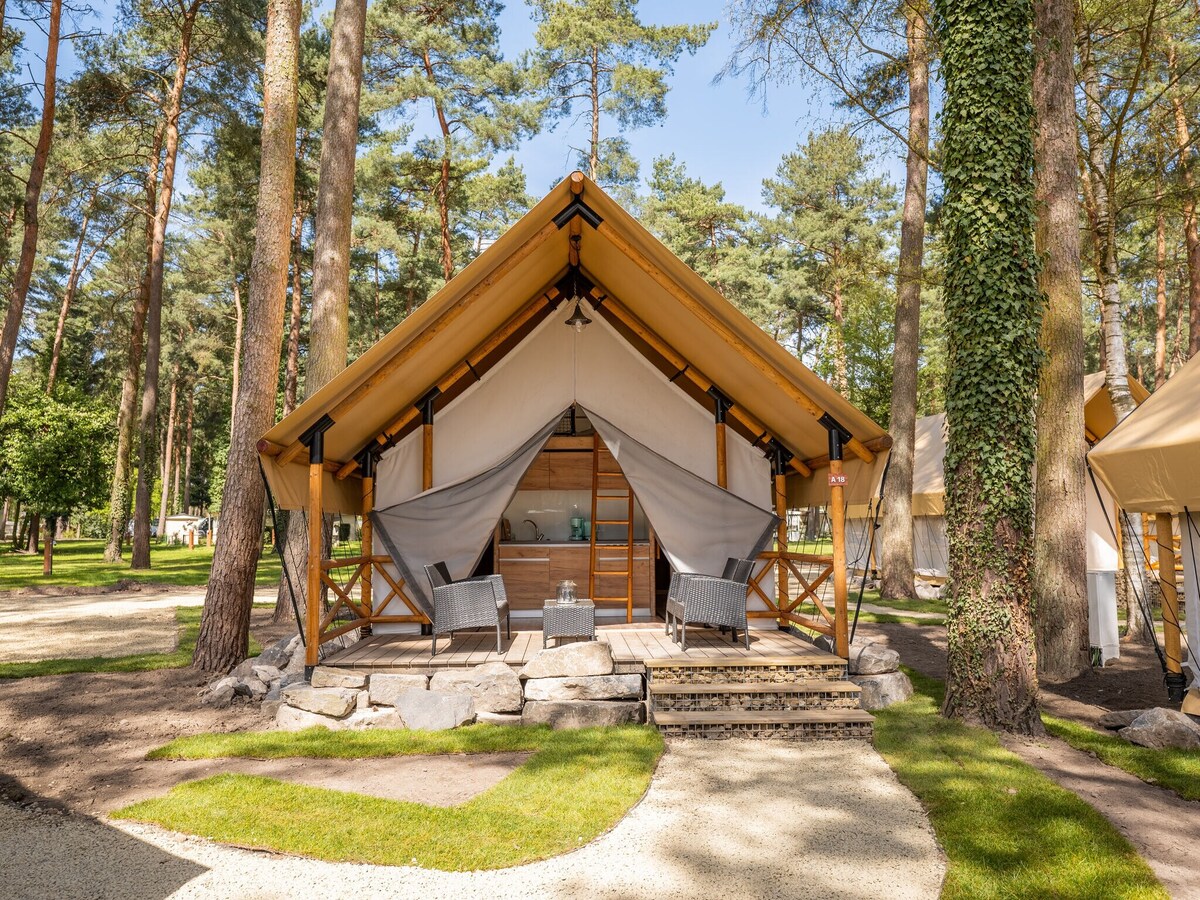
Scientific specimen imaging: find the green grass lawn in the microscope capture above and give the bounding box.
[0,604,267,679]
[874,670,1166,899]
[1043,715,1200,803]
[115,725,664,871]
[0,538,281,592]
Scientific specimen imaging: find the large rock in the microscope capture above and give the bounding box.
[521,700,644,729]
[914,581,942,601]
[847,640,900,676]
[258,635,298,670]
[311,666,368,690]
[252,665,282,685]
[341,707,405,730]
[275,704,339,732]
[1098,709,1147,730]
[282,684,357,718]
[369,673,430,706]
[242,677,269,700]
[282,641,308,677]
[850,672,913,710]
[201,676,239,707]
[476,711,523,726]
[1119,707,1200,750]
[395,690,475,731]
[430,663,523,713]
[520,641,614,679]
[523,674,643,702]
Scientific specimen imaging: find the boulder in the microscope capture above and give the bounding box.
[242,677,269,700]
[311,666,368,690]
[520,641,614,679]
[394,690,475,731]
[369,673,430,706]
[275,704,339,732]
[1098,709,1147,730]
[850,672,913,710]
[231,657,258,679]
[282,684,357,718]
[282,642,307,677]
[261,699,283,719]
[521,700,644,729]
[914,581,942,601]
[430,662,523,713]
[341,707,405,730]
[201,676,238,707]
[257,635,298,670]
[846,640,900,676]
[1119,707,1200,750]
[252,665,282,685]
[523,674,643,702]
[475,711,523,726]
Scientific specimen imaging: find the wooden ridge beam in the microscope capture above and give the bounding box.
[275,217,563,467]
[592,220,878,464]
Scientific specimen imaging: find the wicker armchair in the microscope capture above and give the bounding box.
[424,563,510,657]
[665,557,755,649]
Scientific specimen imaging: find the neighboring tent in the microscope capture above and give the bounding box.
[1090,357,1200,697]
[258,173,889,660]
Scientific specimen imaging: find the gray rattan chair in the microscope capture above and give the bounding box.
[424,563,510,657]
[665,557,755,649]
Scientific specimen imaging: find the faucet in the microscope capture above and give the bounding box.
[523,519,545,542]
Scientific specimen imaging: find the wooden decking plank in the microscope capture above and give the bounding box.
[649,680,862,695]
[651,709,874,725]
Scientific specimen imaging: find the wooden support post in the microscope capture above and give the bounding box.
[301,417,332,674]
[419,388,439,492]
[709,387,731,490]
[360,453,375,636]
[188,529,194,550]
[775,472,788,615]
[1156,512,1187,702]
[824,417,851,660]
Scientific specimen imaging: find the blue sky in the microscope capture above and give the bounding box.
[17,0,905,212]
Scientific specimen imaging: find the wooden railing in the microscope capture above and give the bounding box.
[314,555,428,648]
[748,550,840,639]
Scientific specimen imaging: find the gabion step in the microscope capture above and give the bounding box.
[643,655,847,685]
[651,708,874,740]
[649,679,862,713]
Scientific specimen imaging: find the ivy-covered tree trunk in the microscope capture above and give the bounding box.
[1032,0,1088,683]
[935,0,1043,733]
[194,0,301,672]
[880,1,930,602]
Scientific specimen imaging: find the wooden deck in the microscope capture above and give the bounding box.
[321,624,841,673]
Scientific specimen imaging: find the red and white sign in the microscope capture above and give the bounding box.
[828,472,848,487]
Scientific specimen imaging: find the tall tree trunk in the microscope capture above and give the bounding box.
[104,123,165,562]
[283,202,305,416]
[938,0,1042,733]
[879,2,929,602]
[156,367,179,538]
[132,0,201,569]
[9,498,19,547]
[229,265,243,436]
[278,0,365,626]
[0,0,60,419]
[1032,0,1089,683]
[1155,164,1168,389]
[42,515,53,576]
[26,513,39,554]
[46,195,93,393]
[0,497,7,543]
[194,0,301,672]
[829,277,848,393]
[589,46,600,179]
[1080,29,1155,644]
[171,423,181,516]
[182,386,194,513]
[1168,39,1200,359]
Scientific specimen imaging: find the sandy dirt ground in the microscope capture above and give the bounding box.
[0,586,277,662]
[0,740,946,900]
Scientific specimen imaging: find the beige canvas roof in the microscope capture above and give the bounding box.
[1089,357,1200,513]
[260,173,888,512]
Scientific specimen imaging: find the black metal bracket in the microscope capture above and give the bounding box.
[769,439,794,477]
[299,413,335,464]
[417,387,441,425]
[707,387,733,424]
[355,447,376,480]
[554,198,603,230]
[1166,671,1187,703]
[819,412,852,462]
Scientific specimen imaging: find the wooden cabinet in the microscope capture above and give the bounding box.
[517,453,549,491]
[547,451,593,490]
[497,543,652,613]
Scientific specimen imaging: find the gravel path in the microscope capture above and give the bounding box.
[1,740,945,900]
[0,587,276,662]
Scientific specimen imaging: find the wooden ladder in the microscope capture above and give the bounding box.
[589,433,635,622]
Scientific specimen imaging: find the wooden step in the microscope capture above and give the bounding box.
[651,708,874,740]
[649,680,860,695]
[643,653,846,668]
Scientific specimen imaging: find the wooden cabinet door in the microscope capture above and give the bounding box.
[547,451,593,490]
[498,557,550,610]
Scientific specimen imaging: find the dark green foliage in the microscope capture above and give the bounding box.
[935,0,1042,729]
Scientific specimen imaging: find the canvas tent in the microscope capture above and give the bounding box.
[1090,358,1200,703]
[258,173,889,669]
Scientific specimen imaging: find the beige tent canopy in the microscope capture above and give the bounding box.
[260,173,888,513]
[258,173,889,667]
